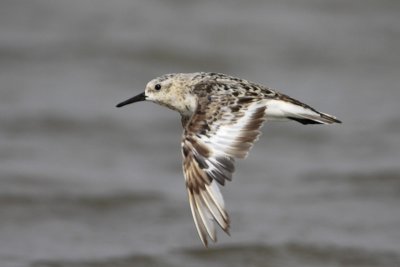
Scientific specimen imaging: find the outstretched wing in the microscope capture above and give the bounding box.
[182,89,267,246]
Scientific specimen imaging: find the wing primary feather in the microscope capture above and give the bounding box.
[193,194,217,242]
[188,190,208,247]
[200,188,228,232]
[205,181,229,225]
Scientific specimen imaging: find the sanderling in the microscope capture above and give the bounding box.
[116,72,341,246]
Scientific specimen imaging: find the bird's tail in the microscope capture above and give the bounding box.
[287,111,341,125]
[265,98,341,125]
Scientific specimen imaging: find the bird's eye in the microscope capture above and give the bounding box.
[155,84,161,91]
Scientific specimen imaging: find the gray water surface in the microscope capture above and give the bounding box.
[1,1,400,266]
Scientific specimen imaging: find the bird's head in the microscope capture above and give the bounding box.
[116,73,198,116]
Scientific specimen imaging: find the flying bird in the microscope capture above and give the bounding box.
[116,72,341,246]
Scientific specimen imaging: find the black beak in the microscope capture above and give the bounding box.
[116,92,146,108]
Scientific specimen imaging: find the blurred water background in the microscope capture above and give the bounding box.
[1,0,400,266]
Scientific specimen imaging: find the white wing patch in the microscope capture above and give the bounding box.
[204,101,266,158]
